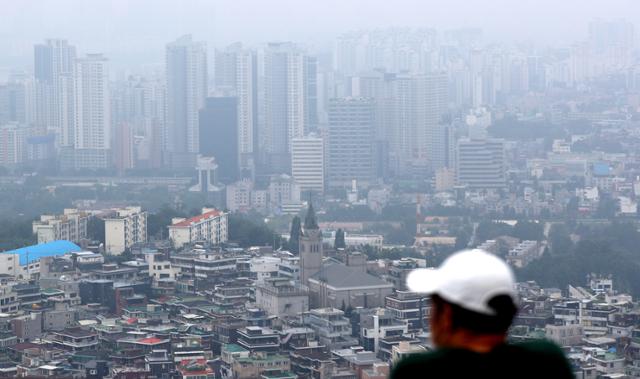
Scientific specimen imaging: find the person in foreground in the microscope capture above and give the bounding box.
[390,249,574,379]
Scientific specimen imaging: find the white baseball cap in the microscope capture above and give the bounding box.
[406,249,517,316]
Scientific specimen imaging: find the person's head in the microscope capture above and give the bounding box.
[407,249,518,350]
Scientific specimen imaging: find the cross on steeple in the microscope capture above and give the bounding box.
[304,198,319,230]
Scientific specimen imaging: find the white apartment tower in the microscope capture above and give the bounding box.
[392,73,448,173]
[165,35,207,167]
[73,54,111,169]
[33,39,77,144]
[257,43,306,173]
[214,44,258,177]
[291,135,324,194]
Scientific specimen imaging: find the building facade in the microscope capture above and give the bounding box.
[104,206,147,255]
[199,97,238,183]
[456,138,506,189]
[71,54,111,169]
[327,98,376,188]
[291,135,324,195]
[32,208,89,244]
[165,35,207,167]
[168,208,228,249]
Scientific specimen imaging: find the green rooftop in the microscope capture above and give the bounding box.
[224,343,249,353]
[41,288,65,295]
[261,370,296,379]
[236,354,289,363]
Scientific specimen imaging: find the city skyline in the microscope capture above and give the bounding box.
[1,0,639,71]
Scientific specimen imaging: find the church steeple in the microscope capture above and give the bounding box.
[304,201,319,231]
[299,201,322,287]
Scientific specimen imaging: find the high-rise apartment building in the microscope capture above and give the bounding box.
[0,123,28,167]
[0,77,36,127]
[72,54,111,169]
[33,39,76,142]
[456,138,506,189]
[327,97,376,188]
[215,44,258,178]
[392,73,448,174]
[257,43,307,173]
[165,35,207,167]
[291,135,324,195]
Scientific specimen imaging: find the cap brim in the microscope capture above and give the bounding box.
[406,268,441,294]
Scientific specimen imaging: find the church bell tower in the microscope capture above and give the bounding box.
[299,202,323,286]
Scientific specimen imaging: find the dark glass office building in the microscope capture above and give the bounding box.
[199,97,238,183]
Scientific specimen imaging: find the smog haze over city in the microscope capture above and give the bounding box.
[0,1,640,378]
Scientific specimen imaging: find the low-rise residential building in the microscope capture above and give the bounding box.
[168,208,228,249]
[360,308,408,355]
[50,327,99,351]
[256,277,309,318]
[104,206,148,255]
[506,240,541,268]
[303,308,358,349]
[231,353,291,379]
[176,358,214,379]
[236,326,280,354]
[32,209,90,244]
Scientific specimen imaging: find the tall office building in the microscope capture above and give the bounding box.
[33,39,76,144]
[257,43,308,173]
[165,35,207,168]
[199,97,238,183]
[456,138,506,189]
[327,97,376,188]
[71,54,111,169]
[291,134,324,195]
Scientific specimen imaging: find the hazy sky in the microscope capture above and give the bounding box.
[1,0,638,69]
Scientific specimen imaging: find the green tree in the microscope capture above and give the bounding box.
[288,216,302,254]
[596,194,618,218]
[511,221,544,241]
[147,205,186,239]
[334,228,346,249]
[476,221,513,241]
[0,219,36,251]
[548,223,573,255]
[228,213,283,248]
[87,217,105,244]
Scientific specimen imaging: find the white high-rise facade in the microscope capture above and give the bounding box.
[215,44,257,178]
[392,73,447,174]
[33,39,76,145]
[235,48,257,177]
[73,54,111,169]
[291,135,324,194]
[165,35,207,167]
[257,43,306,173]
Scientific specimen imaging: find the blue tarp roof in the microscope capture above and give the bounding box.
[593,163,612,177]
[1,240,82,265]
